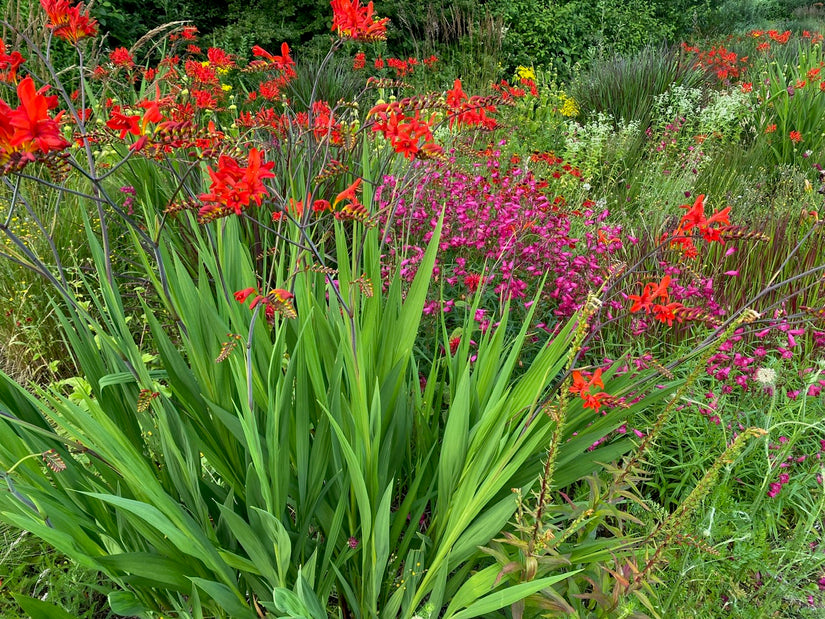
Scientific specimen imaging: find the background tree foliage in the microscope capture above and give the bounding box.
[3,0,817,72]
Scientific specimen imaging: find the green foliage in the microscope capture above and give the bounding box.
[210,0,332,57]
[703,0,818,33]
[571,44,708,128]
[648,388,825,616]
[90,0,228,48]
[0,525,113,618]
[492,0,709,79]
[750,41,825,166]
[0,208,644,616]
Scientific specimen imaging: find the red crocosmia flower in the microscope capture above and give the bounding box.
[464,273,482,292]
[0,39,26,84]
[137,101,163,133]
[570,368,610,410]
[40,0,98,43]
[705,205,730,227]
[8,76,68,154]
[106,107,141,138]
[263,288,297,319]
[191,89,217,109]
[270,288,294,303]
[444,78,498,129]
[679,194,707,231]
[371,109,436,159]
[272,198,304,222]
[653,301,685,326]
[312,199,332,212]
[170,26,196,43]
[446,78,468,108]
[628,275,671,314]
[109,47,134,68]
[353,51,366,70]
[449,336,461,355]
[251,43,294,71]
[570,368,604,396]
[207,47,235,70]
[334,177,362,207]
[331,0,389,41]
[198,147,276,216]
[234,287,257,303]
[741,82,753,93]
[374,56,384,69]
[789,130,803,143]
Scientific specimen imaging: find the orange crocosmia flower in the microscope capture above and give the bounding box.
[40,0,98,43]
[765,123,777,133]
[8,76,68,154]
[330,0,389,42]
[570,368,609,410]
[582,391,609,411]
[570,368,604,396]
[334,177,362,207]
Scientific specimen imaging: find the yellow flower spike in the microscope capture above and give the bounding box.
[516,65,536,81]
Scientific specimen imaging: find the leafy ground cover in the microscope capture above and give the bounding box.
[0,1,823,618]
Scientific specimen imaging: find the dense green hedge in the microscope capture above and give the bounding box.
[3,0,818,70]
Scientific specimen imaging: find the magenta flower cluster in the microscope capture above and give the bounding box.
[377,152,624,322]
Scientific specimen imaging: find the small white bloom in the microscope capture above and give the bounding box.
[754,367,777,386]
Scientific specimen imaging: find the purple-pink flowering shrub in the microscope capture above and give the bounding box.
[377,149,625,330]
